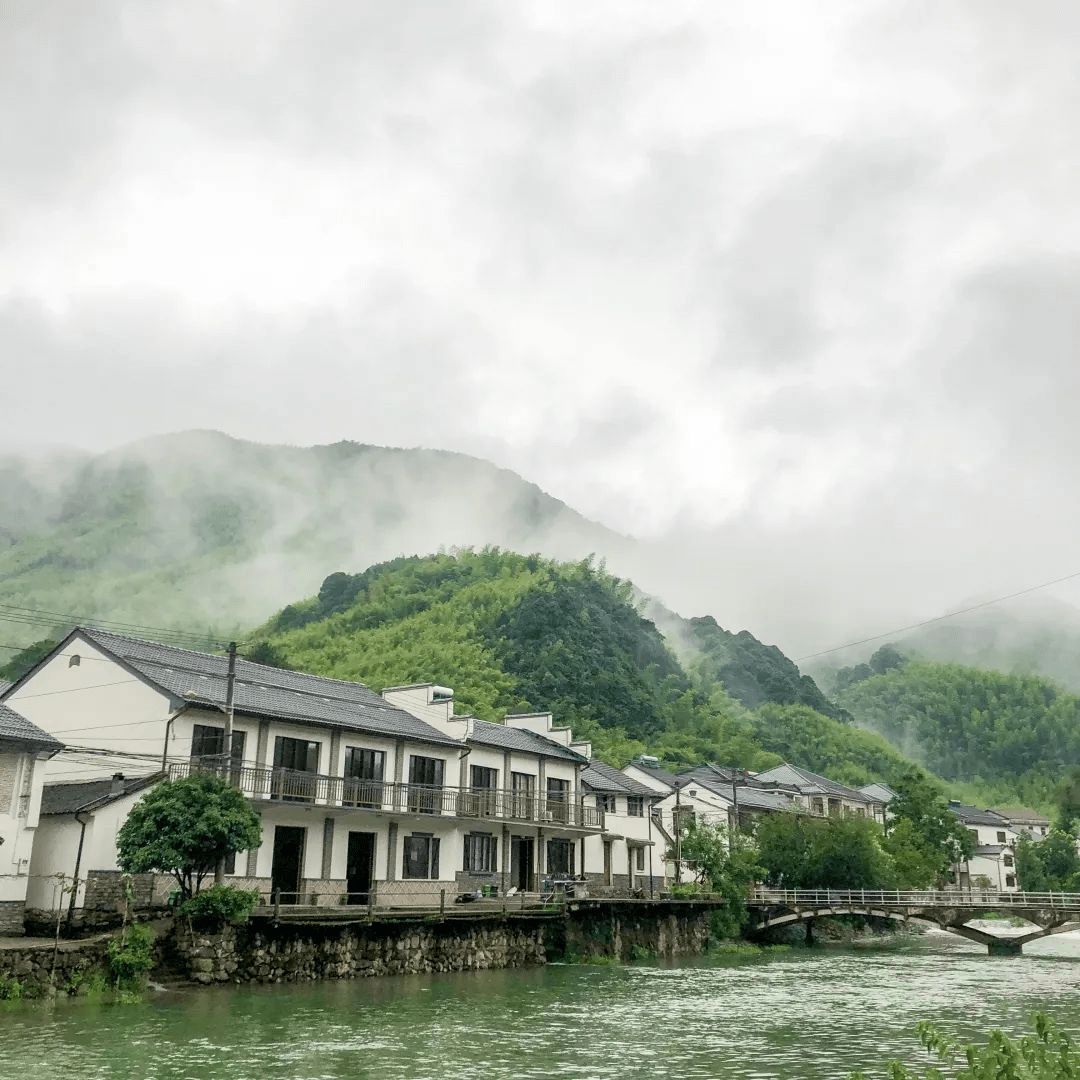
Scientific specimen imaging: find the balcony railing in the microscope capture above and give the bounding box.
[170,759,604,828]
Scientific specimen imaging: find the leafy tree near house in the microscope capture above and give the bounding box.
[755,813,894,890]
[676,818,763,938]
[1015,829,1080,892]
[886,768,975,878]
[116,773,262,900]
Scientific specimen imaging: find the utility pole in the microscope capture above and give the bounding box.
[215,641,238,886]
[674,782,682,885]
[223,640,237,778]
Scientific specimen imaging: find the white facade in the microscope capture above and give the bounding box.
[3,637,605,915]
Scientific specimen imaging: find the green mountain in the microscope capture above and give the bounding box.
[251,549,917,785]
[837,653,1079,811]
[0,431,629,647]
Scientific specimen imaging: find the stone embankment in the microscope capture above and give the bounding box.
[169,917,551,984]
[0,937,110,992]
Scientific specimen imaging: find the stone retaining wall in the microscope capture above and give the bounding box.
[168,916,550,984]
[0,938,110,991]
[556,902,711,960]
[0,900,25,936]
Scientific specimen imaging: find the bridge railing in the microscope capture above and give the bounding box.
[749,888,1080,910]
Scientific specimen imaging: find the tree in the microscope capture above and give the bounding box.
[1055,766,1080,832]
[755,813,893,890]
[677,818,763,938]
[881,818,941,889]
[116,774,262,900]
[887,769,975,878]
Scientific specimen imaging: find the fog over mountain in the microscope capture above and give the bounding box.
[4,2,1080,658]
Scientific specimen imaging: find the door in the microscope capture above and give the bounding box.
[271,826,306,904]
[510,836,534,891]
[346,832,375,904]
[408,755,445,814]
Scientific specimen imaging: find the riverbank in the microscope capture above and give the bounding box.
[4,931,1079,1079]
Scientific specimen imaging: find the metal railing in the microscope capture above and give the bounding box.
[749,888,1080,910]
[169,760,603,828]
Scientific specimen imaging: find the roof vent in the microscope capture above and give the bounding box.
[110,773,125,795]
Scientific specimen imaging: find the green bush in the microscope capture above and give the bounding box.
[180,884,260,927]
[0,973,24,1001]
[850,1012,1077,1079]
[107,924,156,990]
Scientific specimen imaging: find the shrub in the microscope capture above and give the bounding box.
[107,924,156,990]
[180,884,260,927]
[0,973,24,1001]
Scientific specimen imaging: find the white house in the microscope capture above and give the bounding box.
[2,629,605,917]
[993,807,1051,841]
[0,703,61,933]
[948,803,1019,892]
[754,763,886,822]
[580,760,666,896]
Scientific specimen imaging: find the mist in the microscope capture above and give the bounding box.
[4,1,1080,660]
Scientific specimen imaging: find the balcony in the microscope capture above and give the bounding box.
[169,760,604,829]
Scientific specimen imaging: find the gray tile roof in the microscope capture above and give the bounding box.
[993,806,1051,824]
[949,802,1011,827]
[754,763,873,803]
[40,774,160,815]
[468,718,587,762]
[858,782,897,805]
[0,702,62,752]
[77,628,463,748]
[687,773,799,813]
[582,760,658,797]
[626,760,681,790]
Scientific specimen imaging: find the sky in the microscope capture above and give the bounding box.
[3,0,1080,655]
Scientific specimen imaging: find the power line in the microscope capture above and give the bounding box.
[795,567,1080,663]
[0,602,241,649]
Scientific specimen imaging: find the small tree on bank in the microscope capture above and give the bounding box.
[677,819,763,938]
[116,773,262,900]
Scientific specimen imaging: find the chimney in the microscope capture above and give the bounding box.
[111,773,125,796]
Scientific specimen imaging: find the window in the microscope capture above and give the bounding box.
[546,777,569,823]
[1005,875,1016,888]
[634,846,645,873]
[596,793,616,813]
[344,747,385,808]
[511,772,535,819]
[996,831,1007,843]
[546,838,574,875]
[464,833,497,873]
[403,834,440,879]
[408,756,445,814]
[1003,853,1014,867]
[274,736,319,772]
[812,798,825,816]
[192,724,246,766]
[968,829,979,841]
[469,765,499,816]
[626,796,644,817]
[273,736,320,801]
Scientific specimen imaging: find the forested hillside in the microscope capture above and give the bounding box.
[252,550,918,785]
[838,656,1080,809]
[0,431,627,646]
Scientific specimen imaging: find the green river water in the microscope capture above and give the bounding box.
[4,929,1080,1079]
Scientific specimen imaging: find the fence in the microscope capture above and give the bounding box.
[167,760,603,828]
[749,888,1080,910]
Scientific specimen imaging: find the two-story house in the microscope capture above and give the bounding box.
[948,803,1019,892]
[580,760,665,896]
[4,629,604,917]
[754,763,886,822]
[0,703,61,933]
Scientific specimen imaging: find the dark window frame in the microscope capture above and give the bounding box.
[403,833,440,879]
[626,796,644,817]
[463,832,497,873]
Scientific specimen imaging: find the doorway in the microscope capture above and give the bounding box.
[346,831,376,904]
[510,836,535,891]
[271,825,306,904]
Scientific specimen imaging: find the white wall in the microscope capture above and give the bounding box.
[7,636,172,782]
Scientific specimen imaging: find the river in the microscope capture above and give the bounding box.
[4,929,1080,1079]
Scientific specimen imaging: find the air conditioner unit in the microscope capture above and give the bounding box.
[541,811,554,822]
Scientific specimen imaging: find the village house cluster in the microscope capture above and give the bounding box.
[0,628,1052,933]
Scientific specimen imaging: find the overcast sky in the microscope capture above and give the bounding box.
[4,0,1079,654]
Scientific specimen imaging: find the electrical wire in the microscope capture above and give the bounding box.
[795,568,1080,662]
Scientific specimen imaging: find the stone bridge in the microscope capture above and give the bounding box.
[746,889,1080,955]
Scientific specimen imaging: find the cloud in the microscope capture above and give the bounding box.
[4,0,1080,654]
